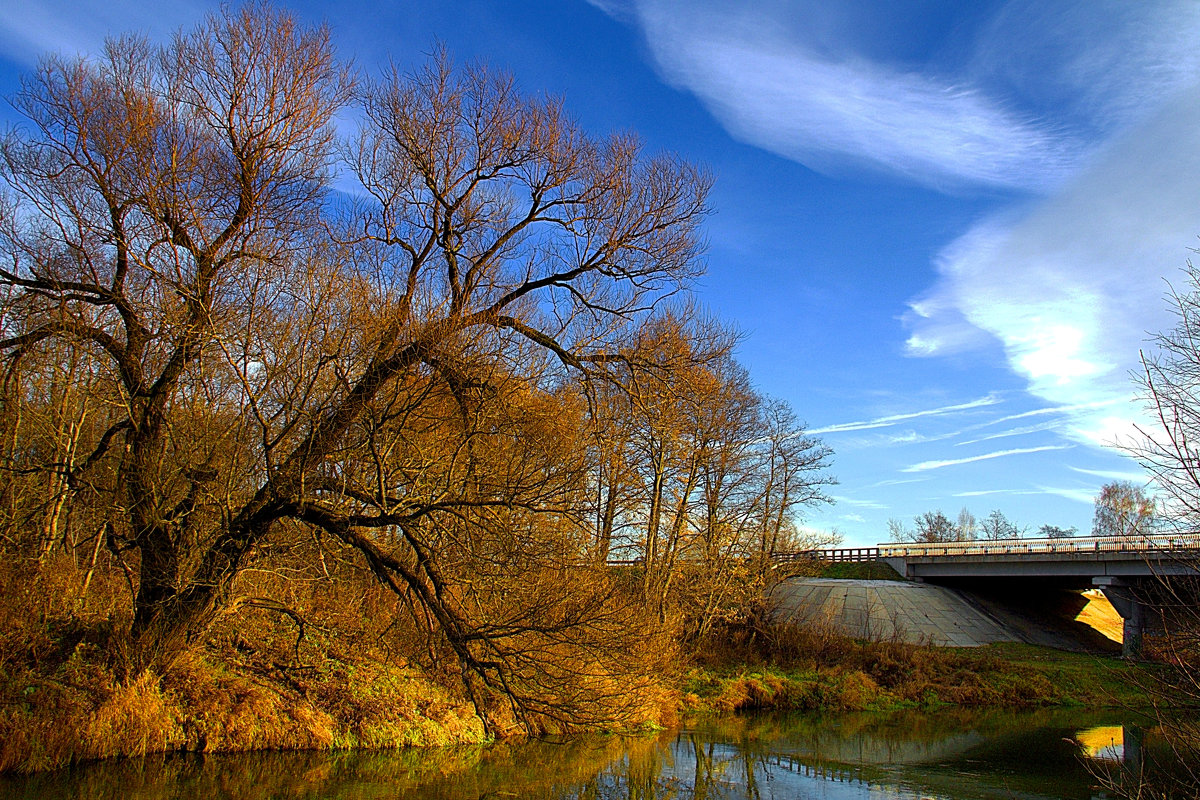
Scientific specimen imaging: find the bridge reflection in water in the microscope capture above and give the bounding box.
[0,710,1160,800]
[673,712,1148,800]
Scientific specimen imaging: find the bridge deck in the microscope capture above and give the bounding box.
[779,534,1200,565]
[877,533,1200,560]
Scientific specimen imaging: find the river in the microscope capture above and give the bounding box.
[0,709,1165,799]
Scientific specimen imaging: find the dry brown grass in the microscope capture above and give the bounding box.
[0,546,686,773]
[0,553,493,773]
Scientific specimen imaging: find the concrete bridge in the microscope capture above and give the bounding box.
[779,534,1200,656]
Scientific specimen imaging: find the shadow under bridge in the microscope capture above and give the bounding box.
[871,534,1200,657]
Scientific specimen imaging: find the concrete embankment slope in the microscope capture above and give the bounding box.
[770,578,1124,649]
[770,578,1015,646]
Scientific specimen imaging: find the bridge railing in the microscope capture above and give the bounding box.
[876,533,1200,559]
[773,547,879,563]
[615,534,1200,567]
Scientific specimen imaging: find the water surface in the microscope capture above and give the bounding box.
[0,709,1156,799]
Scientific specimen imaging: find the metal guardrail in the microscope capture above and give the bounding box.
[612,535,1200,567]
[772,534,1200,564]
[610,549,882,566]
[876,533,1200,559]
[774,547,879,563]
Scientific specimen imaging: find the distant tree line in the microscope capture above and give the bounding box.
[886,480,1157,544]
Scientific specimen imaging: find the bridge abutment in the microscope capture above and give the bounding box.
[782,537,1198,656]
[1093,577,1144,658]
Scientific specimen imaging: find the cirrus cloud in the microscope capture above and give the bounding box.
[903,444,1073,473]
[594,0,1078,191]
[905,89,1200,447]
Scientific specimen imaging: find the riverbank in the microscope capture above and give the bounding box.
[0,561,1165,774]
[682,640,1153,715]
[0,562,495,773]
[0,631,489,773]
[1,622,1154,774]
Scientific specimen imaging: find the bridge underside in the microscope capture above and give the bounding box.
[783,539,1200,658]
[771,576,1126,653]
[887,557,1197,657]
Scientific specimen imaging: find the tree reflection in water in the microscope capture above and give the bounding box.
[0,710,1180,800]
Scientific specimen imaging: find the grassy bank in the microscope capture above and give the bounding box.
[0,559,1162,774]
[682,619,1155,715]
[0,559,492,773]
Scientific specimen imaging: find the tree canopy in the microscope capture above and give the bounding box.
[0,4,833,733]
[1091,481,1157,538]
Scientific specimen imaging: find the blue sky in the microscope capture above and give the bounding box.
[3,1,1198,546]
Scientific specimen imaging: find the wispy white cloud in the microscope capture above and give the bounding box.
[980,400,1123,428]
[1036,485,1097,505]
[611,1,1078,191]
[968,1,1200,137]
[1068,466,1150,483]
[881,431,924,445]
[590,2,1200,193]
[903,444,1072,473]
[905,88,1200,448]
[590,0,1200,462]
[809,395,1000,435]
[837,428,961,452]
[583,0,635,22]
[0,1,206,64]
[868,478,928,489]
[831,496,888,510]
[954,421,1062,447]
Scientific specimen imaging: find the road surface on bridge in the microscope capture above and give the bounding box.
[877,533,1200,581]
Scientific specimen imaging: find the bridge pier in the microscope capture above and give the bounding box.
[1093,577,1144,658]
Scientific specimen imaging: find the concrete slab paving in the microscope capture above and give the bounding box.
[769,578,1021,647]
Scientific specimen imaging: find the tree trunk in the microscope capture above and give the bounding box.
[126,561,234,675]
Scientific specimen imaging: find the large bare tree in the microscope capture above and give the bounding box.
[0,4,708,730]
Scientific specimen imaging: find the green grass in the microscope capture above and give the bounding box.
[980,642,1157,708]
[684,620,1158,716]
[817,561,905,581]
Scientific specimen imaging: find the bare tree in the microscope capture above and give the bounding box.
[1112,264,1200,798]
[604,313,738,619]
[1,5,354,673]
[955,507,978,541]
[1092,480,1158,537]
[979,509,1022,540]
[1135,265,1200,529]
[0,6,711,732]
[581,377,641,564]
[889,510,957,543]
[574,312,833,634]
[753,397,837,563]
